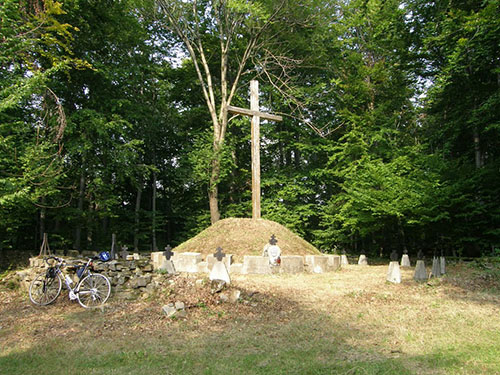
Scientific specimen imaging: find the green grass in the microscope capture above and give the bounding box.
[2,263,500,374]
[2,315,499,375]
[0,323,413,375]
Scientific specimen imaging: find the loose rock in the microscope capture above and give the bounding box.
[162,304,177,318]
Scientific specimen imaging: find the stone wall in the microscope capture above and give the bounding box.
[18,256,160,299]
[17,252,341,300]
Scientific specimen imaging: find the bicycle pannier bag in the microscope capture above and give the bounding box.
[46,267,57,278]
[76,266,85,279]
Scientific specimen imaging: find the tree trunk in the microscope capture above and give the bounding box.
[74,171,85,251]
[39,196,46,246]
[151,171,158,251]
[208,156,221,224]
[473,125,482,169]
[86,203,93,250]
[398,219,408,253]
[134,185,143,251]
[278,125,285,169]
[294,144,301,169]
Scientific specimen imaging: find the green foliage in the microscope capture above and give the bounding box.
[0,0,89,110]
[188,131,236,190]
[0,0,498,255]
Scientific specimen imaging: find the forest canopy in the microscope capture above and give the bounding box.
[1,0,499,257]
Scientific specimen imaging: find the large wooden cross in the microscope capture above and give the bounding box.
[228,80,283,219]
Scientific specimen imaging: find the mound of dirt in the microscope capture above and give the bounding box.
[173,218,320,261]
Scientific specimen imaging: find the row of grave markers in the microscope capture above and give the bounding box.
[345,249,446,284]
[41,232,447,284]
[156,244,232,284]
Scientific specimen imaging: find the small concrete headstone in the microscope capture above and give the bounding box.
[387,250,401,283]
[358,254,368,266]
[160,245,176,274]
[431,252,441,278]
[280,256,304,274]
[209,247,230,284]
[327,255,341,271]
[401,254,411,268]
[341,250,349,265]
[120,246,129,260]
[414,259,427,282]
[263,234,281,266]
[230,263,243,274]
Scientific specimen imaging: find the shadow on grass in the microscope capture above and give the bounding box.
[3,314,498,374]
[439,263,500,308]
[1,272,499,375]
[0,318,413,375]
[0,250,32,273]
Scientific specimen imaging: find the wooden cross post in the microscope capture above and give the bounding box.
[228,80,282,219]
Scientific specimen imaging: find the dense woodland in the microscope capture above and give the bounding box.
[0,0,498,257]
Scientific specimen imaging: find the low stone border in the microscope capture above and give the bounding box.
[151,252,341,275]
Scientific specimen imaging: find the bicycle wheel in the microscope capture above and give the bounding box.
[29,272,62,306]
[76,274,111,308]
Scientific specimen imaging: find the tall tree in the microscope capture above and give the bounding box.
[410,0,500,254]
[0,0,86,248]
[156,0,314,224]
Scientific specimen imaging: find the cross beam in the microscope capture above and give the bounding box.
[228,80,282,220]
[227,106,283,122]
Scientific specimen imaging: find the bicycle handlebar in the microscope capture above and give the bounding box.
[44,255,99,268]
[45,256,64,264]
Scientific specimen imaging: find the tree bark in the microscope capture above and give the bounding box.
[398,218,408,253]
[151,171,158,251]
[209,157,221,224]
[74,171,85,251]
[39,196,46,246]
[86,203,94,250]
[473,125,482,169]
[134,185,142,251]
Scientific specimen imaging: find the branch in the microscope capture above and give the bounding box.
[157,0,217,122]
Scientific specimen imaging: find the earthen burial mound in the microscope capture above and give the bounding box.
[173,218,321,262]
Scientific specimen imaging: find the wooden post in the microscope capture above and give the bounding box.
[227,80,283,221]
[250,80,261,220]
[39,233,51,257]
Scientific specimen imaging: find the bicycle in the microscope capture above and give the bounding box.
[29,252,112,309]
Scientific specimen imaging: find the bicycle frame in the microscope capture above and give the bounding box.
[50,257,94,300]
[31,255,111,308]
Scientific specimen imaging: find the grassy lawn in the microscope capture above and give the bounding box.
[1,262,499,374]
